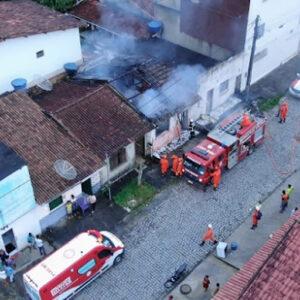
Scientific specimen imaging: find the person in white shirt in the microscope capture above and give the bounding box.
[291,207,298,217]
[35,235,46,256]
[88,195,97,213]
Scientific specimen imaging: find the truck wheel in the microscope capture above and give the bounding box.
[114,254,122,265]
[248,145,255,156]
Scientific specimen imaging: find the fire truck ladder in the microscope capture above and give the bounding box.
[217,110,251,134]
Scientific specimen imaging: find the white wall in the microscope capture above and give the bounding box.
[0,28,82,95]
[0,205,41,252]
[244,0,300,84]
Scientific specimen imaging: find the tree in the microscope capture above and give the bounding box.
[34,0,75,13]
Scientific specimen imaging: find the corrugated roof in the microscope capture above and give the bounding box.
[0,92,103,205]
[33,81,153,158]
[214,211,300,300]
[71,0,149,39]
[0,0,81,42]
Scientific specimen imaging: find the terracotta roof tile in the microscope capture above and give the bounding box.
[0,92,103,204]
[71,0,149,39]
[0,0,81,42]
[33,81,153,159]
[215,211,300,300]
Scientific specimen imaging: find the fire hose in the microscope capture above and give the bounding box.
[263,111,300,175]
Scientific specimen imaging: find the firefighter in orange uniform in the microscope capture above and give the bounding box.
[200,224,218,246]
[210,164,221,190]
[240,112,251,128]
[279,102,288,123]
[176,157,184,176]
[171,155,179,175]
[160,154,169,176]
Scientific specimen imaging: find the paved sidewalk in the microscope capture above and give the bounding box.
[167,172,299,300]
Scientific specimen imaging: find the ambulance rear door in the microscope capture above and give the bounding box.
[23,273,42,300]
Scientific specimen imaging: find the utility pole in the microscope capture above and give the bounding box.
[105,152,112,201]
[245,15,260,102]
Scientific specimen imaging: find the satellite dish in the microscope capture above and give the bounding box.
[54,160,77,180]
[33,74,53,91]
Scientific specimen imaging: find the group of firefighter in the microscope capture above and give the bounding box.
[160,154,222,190]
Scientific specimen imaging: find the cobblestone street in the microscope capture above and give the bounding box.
[74,95,300,300]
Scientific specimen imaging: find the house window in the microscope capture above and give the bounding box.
[78,259,96,275]
[36,50,44,58]
[156,119,169,136]
[254,49,268,62]
[110,148,127,170]
[49,196,63,211]
[219,80,229,94]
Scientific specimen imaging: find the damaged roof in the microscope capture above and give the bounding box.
[0,0,81,42]
[0,92,103,205]
[71,0,149,39]
[214,211,300,300]
[33,81,153,159]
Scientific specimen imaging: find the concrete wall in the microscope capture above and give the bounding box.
[244,0,300,84]
[154,0,232,61]
[0,28,82,95]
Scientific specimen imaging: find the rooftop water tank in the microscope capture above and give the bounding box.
[148,21,163,35]
[64,63,78,77]
[11,78,27,92]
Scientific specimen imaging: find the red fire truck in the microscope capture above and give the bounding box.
[23,230,124,300]
[183,111,266,187]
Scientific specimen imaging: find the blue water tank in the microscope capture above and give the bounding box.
[231,242,238,251]
[64,63,78,77]
[11,78,27,92]
[148,21,163,35]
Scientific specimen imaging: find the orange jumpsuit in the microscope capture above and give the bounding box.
[211,166,221,189]
[280,102,288,121]
[160,156,169,175]
[252,210,259,227]
[240,113,251,128]
[202,228,216,242]
[171,155,179,174]
[176,158,184,176]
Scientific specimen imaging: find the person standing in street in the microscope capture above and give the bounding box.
[291,207,298,217]
[160,154,169,176]
[280,190,289,213]
[212,283,220,297]
[279,101,288,123]
[210,164,221,190]
[251,207,262,230]
[200,224,218,246]
[27,233,36,252]
[4,262,14,283]
[176,157,184,177]
[286,184,294,200]
[0,249,9,264]
[88,194,97,214]
[35,235,46,256]
[171,155,179,176]
[202,275,210,292]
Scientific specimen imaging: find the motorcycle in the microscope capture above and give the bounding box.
[164,263,187,288]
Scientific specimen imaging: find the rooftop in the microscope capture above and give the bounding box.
[0,141,26,181]
[33,80,153,158]
[0,92,103,205]
[0,0,81,42]
[214,211,300,300]
[71,0,149,39]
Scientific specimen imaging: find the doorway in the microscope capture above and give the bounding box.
[206,89,214,114]
[181,110,189,130]
[135,136,145,157]
[2,229,17,254]
[235,74,242,93]
[81,178,93,195]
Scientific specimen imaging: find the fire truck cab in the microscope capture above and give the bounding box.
[23,230,124,300]
[183,111,266,186]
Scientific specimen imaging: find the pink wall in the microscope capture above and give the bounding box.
[152,124,182,152]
